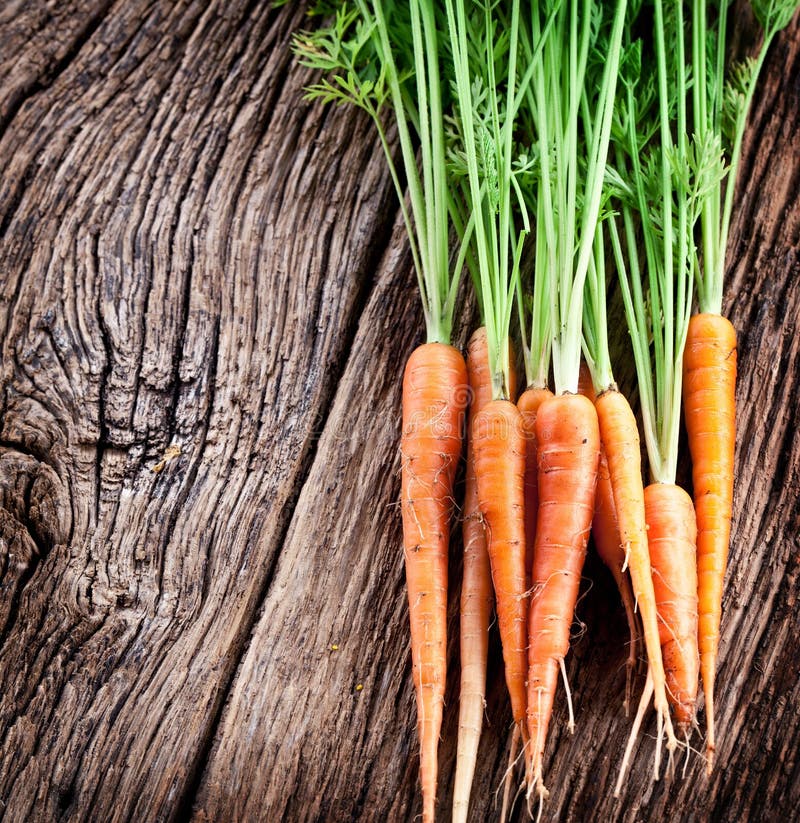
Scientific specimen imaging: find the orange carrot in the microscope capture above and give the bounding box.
[579,361,678,763]
[517,386,554,583]
[527,392,600,799]
[401,342,468,823]
[577,365,639,704]
[472,398,529,747]
[644,482,699,737]
[591,445,640,712]
[683,312,736,770]
[454,328,514,823]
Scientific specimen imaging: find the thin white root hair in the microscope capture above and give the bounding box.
[560,658,575,733]
[525,767,550,822]
[682,729,692,778]
[615,668,654,798]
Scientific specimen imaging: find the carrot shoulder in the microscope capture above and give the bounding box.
[527,392,600,798]
[683,312,736,769]
[401,342,468,823]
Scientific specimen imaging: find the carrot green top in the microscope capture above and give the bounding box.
[293,2,471,346]
[693,0,799,316]
[607,0,797,482]
[608,1,719,483]
[516,0,628,396]
[443,0,531,401]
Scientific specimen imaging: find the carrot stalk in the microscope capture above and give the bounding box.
[454,328,513,823]
[683,312,736,768]
[401,342,469,823]
[688,0,797,771]
[445,0,532,796]
[527,392,600,799]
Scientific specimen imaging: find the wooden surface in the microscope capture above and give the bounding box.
[0,3,798,821]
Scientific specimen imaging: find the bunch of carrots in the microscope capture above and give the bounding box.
[292,1,798,820]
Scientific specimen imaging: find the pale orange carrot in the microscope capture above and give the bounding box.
[401,342,469,823]
[645,482,699,736]
[527,392,600,799]
[472,398,529,749]
[454,328,514,823]
[683,312,737,770]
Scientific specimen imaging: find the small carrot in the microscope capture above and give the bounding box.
[527,392,600,799]
[454,327,515,823]
[577,364,639,707]
[590,435,640,712]
[401,342,469,823]
[517,385,553,584]
[683,312,736,767]
[472,398,529,745]
[644,482,699,736]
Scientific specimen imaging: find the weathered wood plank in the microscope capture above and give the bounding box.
[1,1,397,820]
[0,2,798,822]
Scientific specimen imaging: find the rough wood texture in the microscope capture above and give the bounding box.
[0,3,798,821]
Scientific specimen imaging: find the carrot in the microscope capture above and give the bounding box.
[683,312,736,768]
[596,389,685,755]
[401,342,468,823]
[454,328,514,823]
[577,364,639,706]
[527,392,600,799]
[683,0,796,773]
[644,482,699,737]
[615,481,699,796]
[590,432,640,712]
[514,1,627,804]
[472,398,529,746]
[583,218,681,762]
[517,386,553,583]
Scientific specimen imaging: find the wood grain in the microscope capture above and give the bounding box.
[0,3,798,822]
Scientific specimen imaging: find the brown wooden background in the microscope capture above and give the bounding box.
[1,2,798,821]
